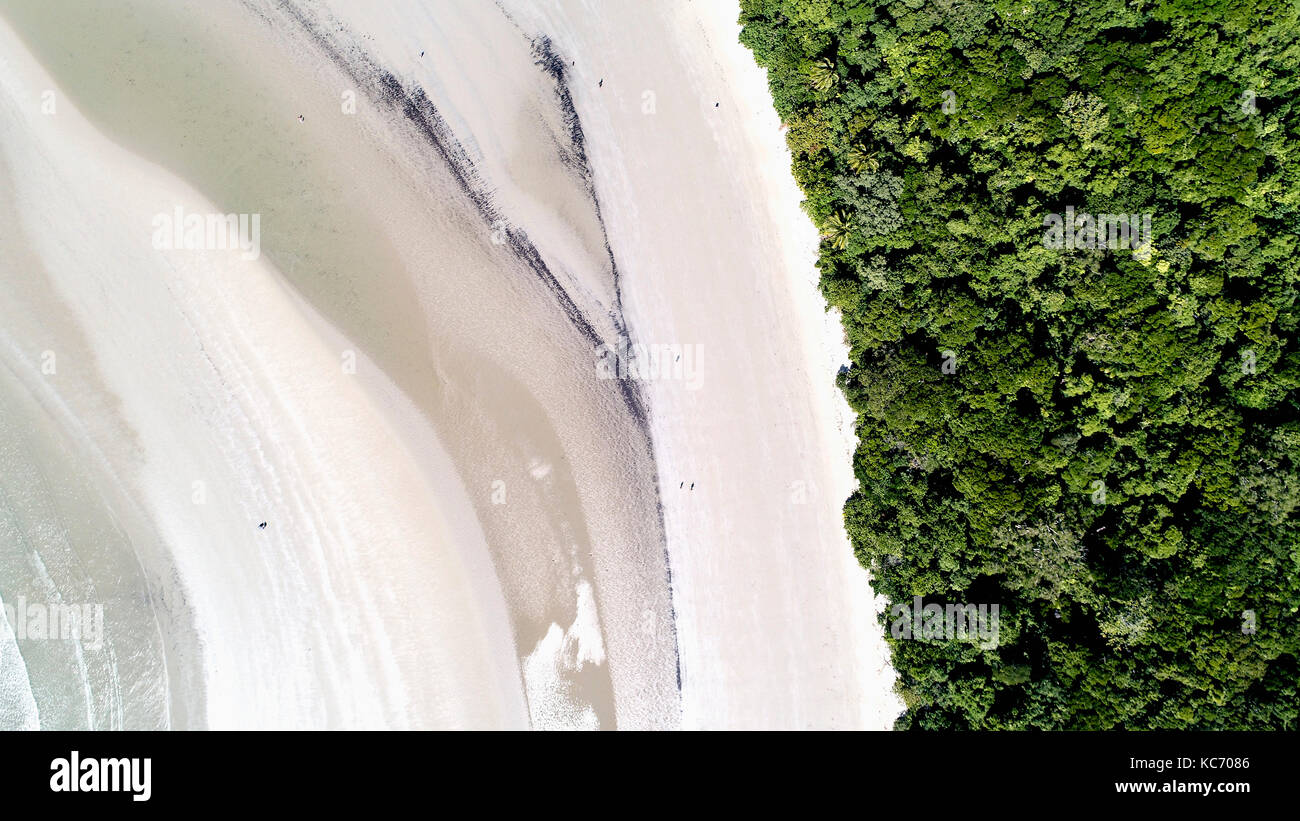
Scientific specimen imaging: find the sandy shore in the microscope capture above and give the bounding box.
[0,0,899,729]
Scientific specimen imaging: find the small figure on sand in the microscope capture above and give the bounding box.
[258,521,267,529]
[715,102,719,107]
[598,78,604,88]
[690,483,695,490]
[297,114,305,122]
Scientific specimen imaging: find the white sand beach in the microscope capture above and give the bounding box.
[0,0,899,729]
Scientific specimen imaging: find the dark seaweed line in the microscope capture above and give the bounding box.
[529,33,685,695]
[529,36,634,359]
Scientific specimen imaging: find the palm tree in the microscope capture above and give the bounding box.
[847,142,879,174]
[822,211,853,250]
[807,57,837,93]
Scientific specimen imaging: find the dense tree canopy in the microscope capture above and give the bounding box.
[741,0,1300,728]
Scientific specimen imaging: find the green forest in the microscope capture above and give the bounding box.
[739,0,1300,728]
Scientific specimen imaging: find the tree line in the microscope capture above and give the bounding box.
[740,0,1299,728]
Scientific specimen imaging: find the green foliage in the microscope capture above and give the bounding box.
[822,210,854,249]
[742,0,1300,729]
[807,56,840,92]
